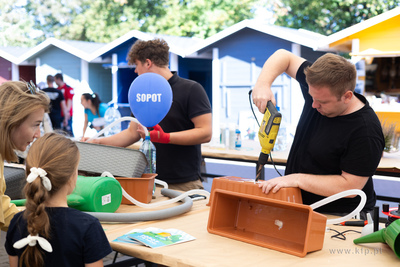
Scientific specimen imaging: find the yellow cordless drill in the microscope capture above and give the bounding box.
[255,101,281,181]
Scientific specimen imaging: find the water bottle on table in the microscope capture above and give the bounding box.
[140,135,156,196]
[140,135,156,174]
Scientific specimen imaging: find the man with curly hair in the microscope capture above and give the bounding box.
[87,39,212,191]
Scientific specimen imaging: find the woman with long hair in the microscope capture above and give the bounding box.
[0,81,49,236]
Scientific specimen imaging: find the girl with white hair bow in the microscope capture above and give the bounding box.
[4,133,112,267]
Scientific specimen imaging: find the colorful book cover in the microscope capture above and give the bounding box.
[113,233,141,244]
[113,227,195,248]
[112,228,146,244]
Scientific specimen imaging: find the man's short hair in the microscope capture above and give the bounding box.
[54,73,64,81]
[304,53,357,99]
[47,75,54,83]
[127,38,170,67]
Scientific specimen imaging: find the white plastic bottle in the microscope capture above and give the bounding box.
[235,126,241,149]
[104,104,122,137]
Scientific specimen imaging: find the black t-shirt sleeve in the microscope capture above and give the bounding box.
[83,218,112,264]
[340,128,384,177]
[186,82,211,120]
[296,61,313,103]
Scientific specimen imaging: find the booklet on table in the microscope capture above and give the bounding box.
[113,227,196,248]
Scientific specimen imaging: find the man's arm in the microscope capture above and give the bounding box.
[88,121,141,147]
[66,98,73,116]
[61,100,69,124]
[82,114,89,137]
[259,171,369,197]
[252,49,306,113]
[168,113,212,145]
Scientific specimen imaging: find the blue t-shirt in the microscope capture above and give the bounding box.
[85,103,108,123]
[5,207,112,266]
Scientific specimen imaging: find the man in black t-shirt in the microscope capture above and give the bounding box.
[84,39,212,191]
[252,49,384,216]
[42,75,69,130]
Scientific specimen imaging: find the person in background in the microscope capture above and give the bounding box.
[81,93,108,137]
[5,133,112,267]
[0,81,49,237]
[84,38,212,191]
[54,73,74,136]
[42,75,69,130]
[252,49,384,218]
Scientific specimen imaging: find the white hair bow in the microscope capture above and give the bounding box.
[13,234,53,253]
[26,167,52,191]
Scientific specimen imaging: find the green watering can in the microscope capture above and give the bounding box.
[353,219,400,259]
[11,176,122,213]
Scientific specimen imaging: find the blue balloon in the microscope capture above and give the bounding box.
[128,73,173,127]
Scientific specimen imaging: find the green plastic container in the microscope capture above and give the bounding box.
[68,176,122,212]
[11,176,122,213]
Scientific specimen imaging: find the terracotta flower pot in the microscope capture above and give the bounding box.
[116,173,157,204]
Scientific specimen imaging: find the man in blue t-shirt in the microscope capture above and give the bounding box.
[252,49,384,216]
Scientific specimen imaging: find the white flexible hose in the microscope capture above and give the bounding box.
[87,116,148,142]
[155,179,168,189]
[310,189,367,225]
[101,172,210,208]
[122,187,209,208]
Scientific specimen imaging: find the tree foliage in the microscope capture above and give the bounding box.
[21,0,255,44]
[2,0,400,47]
[0,0,36,47]
[141,0,255,39]
[272,0,400,35]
